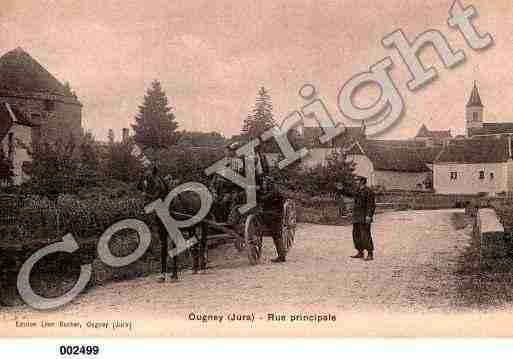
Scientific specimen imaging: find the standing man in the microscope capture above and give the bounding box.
[338,176,376,261]
[139,165,178,281]
[259,176,287,263]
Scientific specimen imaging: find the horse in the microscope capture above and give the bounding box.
[138,171,208,280]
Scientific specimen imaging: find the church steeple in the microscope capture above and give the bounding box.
[466,81,484,137]
[467,81,483,108]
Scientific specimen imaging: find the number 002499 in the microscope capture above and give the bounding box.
[59,345,100,356]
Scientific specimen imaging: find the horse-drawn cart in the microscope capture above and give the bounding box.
[167,148,298,269]
[175,195,297,266]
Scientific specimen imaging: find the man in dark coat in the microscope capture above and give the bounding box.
[209,142,245,222]
[139,166,178,281]
[338,176,376,261]
[258,177,287,263]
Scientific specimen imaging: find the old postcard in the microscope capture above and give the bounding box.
[0,0,512,340]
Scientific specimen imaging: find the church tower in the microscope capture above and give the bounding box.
[466,81,483,137]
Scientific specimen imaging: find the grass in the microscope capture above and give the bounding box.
[452,211,513,310]
[450,212,469,230]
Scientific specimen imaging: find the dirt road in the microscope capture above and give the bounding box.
[4,209,511,337]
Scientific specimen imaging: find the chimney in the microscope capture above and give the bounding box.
[122,128,130,143]
[108,129,115,144]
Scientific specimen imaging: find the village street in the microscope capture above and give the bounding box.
[4,209,513,337]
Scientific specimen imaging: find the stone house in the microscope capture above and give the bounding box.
[295,123,438,191]
[433,137,513,195]
[414,124,452,146]
[0,47,82,184]
[346,140,432,191]
[297,124,365,169]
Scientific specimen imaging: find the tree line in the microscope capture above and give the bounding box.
[0,80,356,199]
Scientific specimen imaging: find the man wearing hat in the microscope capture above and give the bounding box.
[209,142,245,222]
[337,176,376,261]
[258,175,288,263]
[139,165,179,281]
[224,141,244,174]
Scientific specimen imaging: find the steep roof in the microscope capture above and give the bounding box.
[301,126,364,148]
[468,122,513,137]
[416,145,445,164]
[367,139,426,148]
[435,138,510,164]
[0,47,70,96]
[466,82,483,108]
[415,123,452,139]
[348,140,430,172]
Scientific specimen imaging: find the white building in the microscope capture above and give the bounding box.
[433,137,513,195]
[346,140,432,191]
[296,123,438,191]
[298,125,365,169]
[290,82,513,194]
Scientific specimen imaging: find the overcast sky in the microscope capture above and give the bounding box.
[0,0,511,140]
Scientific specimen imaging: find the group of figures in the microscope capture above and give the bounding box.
[139,142,293,282]
[139,141,378,283]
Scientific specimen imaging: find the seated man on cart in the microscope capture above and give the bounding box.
[209,141,248,224]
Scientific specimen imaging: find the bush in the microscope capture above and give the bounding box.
[10,194,150,244]
[147,145,224,184]
[100,142,145,184]
[22,139,79,200]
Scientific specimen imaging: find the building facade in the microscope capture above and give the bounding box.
[0,48,82,144]
[0,47,82,184]
[346,141,432,191]
[433,138,513,195]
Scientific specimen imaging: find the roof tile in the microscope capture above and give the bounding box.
[435,138,510,164]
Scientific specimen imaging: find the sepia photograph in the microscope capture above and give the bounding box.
[0,0,513,342]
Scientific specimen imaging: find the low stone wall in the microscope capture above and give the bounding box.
[474,208,509,265]
[296,201,395,226]
[376,192,490,210]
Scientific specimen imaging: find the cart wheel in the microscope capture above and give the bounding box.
[244,214,263,265]
[281,200,297,253]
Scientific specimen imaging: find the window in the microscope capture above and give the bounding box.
[472,111,478,122]
[479,170,485,180]
[450,171,458,180]
[490,172,495,181]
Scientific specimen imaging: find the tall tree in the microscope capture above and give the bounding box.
[132,80,179,149]
[241,87,276,145]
